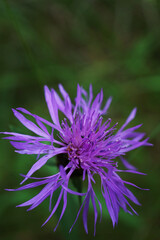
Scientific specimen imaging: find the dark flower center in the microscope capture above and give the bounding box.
[56,153,83,177]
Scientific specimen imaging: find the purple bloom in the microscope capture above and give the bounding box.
[2,84,151,234]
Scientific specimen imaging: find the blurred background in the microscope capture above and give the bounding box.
[0,0,160,239]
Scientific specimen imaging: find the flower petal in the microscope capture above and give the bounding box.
[12,109,49,138]
[119,108,137,132]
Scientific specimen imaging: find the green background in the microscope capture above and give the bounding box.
[0,0,160,239]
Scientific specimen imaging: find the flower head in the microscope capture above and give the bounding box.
[2,84,151,234]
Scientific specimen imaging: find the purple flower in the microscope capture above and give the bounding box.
[2,84,151,235]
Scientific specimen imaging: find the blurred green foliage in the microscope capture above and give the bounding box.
[0,0,160,240]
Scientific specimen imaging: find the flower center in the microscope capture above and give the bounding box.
[56,153,83,177]
[67,143,82,168]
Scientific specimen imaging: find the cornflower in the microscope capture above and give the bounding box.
[2,84,151,235]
